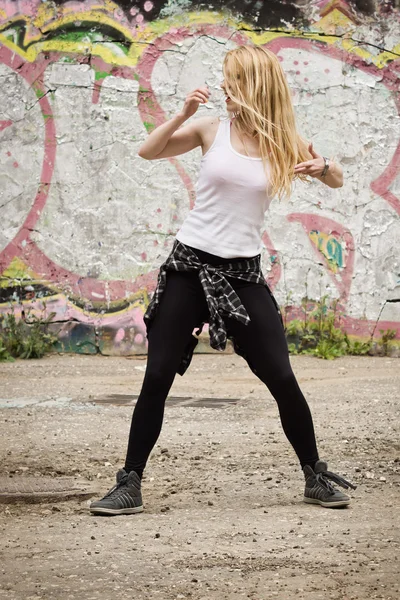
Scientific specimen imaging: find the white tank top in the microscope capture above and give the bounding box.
[176,117,273,258]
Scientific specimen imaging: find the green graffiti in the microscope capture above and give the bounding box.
[309,230,344,273]
[50,29,128,55]
[325,238,343,269]
[95,70,109,81]
[143,121,156,133]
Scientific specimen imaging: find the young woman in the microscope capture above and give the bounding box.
[90,45,356,515]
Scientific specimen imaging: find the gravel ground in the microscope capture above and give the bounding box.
[0,353,399,600]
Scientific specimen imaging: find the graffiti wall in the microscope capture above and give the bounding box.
[0,0,399,355]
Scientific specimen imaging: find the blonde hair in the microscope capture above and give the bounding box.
[223,45,310,200]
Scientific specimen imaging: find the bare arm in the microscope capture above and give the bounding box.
[138,87,210,160]
[295,140,344,188]
[315,160,343,188]
[138,115,210,160]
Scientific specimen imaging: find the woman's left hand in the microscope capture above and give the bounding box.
[294,142,326,178]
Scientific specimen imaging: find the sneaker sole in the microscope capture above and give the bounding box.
[89,505,144,515]
[303,496,350,508]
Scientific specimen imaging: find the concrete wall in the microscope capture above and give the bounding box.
[0,0,399,355]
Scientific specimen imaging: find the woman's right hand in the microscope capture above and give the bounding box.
[179,87,210,120]
[138,87,210,160]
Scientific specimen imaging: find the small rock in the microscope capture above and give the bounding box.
[155,533,160,538]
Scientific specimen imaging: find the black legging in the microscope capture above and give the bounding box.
[125,248,319,476]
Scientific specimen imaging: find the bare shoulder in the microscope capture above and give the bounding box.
[193,114,221,126]
[192,115,222,154]
[191,114,221,134]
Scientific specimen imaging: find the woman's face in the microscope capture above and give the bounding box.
[220,78,239,113]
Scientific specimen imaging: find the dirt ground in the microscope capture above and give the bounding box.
[0,353,399,600]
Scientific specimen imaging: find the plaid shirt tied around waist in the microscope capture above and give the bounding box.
[144,240,282,375]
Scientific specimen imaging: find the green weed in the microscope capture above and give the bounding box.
[0,306,57,361]
[285,295,373,360]
[379,328,397,356]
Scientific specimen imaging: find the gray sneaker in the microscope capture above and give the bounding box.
[90,469,143,515]
[303,460,357,508]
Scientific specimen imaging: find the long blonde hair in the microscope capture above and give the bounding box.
[223,45,310,200]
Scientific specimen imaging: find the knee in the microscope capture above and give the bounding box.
[142,362,175,393]
[261,366,298,393]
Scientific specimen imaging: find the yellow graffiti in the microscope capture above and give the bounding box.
[317,8,353,33]
[0,291,148,319]
[1,11,136,66]
[375,43,400,69]
[128,11,240,64]
[0,5,397,69]
[0,258,149,317]
[309,231,344,274]
[0,257,38,285]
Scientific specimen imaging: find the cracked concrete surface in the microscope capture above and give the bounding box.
[0,353,399,599]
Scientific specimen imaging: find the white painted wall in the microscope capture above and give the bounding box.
[1,30,399,339]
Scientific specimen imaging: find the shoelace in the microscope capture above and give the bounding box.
[103,474,129,499]
[316,470,357,495]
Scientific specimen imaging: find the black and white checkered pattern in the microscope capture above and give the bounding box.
[144,240,282,375]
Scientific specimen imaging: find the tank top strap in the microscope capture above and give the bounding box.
[212,117,230,148]
[222,117,232,140]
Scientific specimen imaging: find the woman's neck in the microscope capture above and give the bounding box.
[231,117,258,140]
